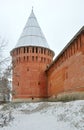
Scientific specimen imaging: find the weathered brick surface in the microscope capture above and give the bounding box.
[11,28,84,100]
[11,47,54,99]
[47,33,84,97]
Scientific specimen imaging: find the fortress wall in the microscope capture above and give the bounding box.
[46,33,84,97]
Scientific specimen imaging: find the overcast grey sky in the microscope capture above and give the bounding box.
[0,0,84,57]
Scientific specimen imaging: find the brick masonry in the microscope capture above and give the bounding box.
[11,27,84,100]
[46,31,84,98]
[11,47,54,99]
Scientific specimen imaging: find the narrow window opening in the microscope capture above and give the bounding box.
[18,82,19,86]
[32,47,34,53]
[32,97,34,100]
[38,81,40,85]
[24,56,25,61]
[36,47,38,53]
[27,47,29,53]
[19,57,20,62]
[27,56,29,61]
[24,47,25,53]
[41,48,43,54]
[19,48,20,54]
[80,36,81,47]
[27,67,29,71]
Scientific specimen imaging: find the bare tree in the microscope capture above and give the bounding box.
[0,67,12,102]
[0,38,10,72]
[0,37,11,102]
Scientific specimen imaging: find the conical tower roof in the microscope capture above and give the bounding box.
[15,9,49,49]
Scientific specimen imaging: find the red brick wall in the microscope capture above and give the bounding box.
[11,46,54,99]
[47,33,84,97]
[11,29,84,100]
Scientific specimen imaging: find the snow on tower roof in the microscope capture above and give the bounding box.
[15,9,49,49]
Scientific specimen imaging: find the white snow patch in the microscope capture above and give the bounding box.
[0,100,84,130]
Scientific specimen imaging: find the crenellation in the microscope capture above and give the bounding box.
[10,9,84,101]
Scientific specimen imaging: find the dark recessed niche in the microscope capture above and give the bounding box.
[32,97,34,100]
[27,68,29,71]
[18,82,19,86]
[38,81,40,85]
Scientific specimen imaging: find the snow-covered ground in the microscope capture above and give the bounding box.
[0,100,84,130]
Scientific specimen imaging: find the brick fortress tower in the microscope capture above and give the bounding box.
[10,9,54,101]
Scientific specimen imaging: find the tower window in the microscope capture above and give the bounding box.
[76,39,78,50]
[27,67,29,71]
[41,48,43,54]
[36,47,38,53]
[24,47,25,53]
[74,44,75,54]
[27,56,29,61]
[32,97,34,100]
[44,49,46,54]
[32,47,34,53]
[19,48,20,54]
[18,82,19,86]
[80,36,81,47]
[38,81,40,85]
[27,47,29,53]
